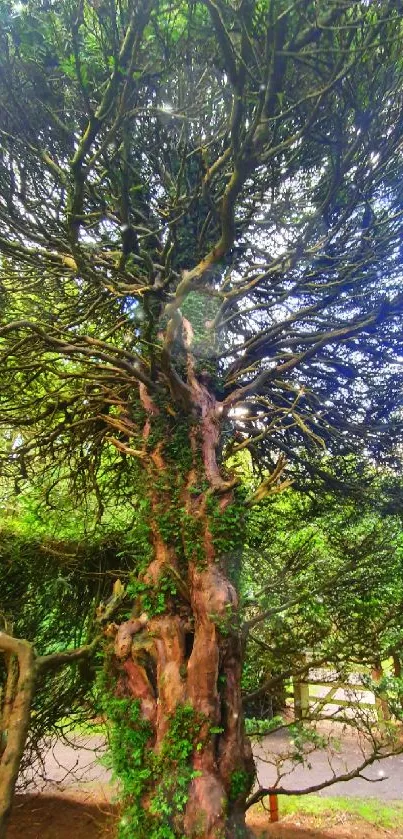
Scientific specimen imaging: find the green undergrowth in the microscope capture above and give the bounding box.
[252,794,403,830]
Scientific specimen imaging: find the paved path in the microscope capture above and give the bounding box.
[20,730,403,801]
[21,735,111,796]
[255,730,403,800]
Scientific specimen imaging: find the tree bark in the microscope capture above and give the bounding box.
[392,652,401,678]
[0,633,35,839]
[0,634,100,838]
[108,375,255,838]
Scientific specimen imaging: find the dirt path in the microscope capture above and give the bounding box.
[7,794,116,839]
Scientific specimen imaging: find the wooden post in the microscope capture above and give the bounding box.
[372,662,390,727]
[392,653,401,678]
[269,794,279,822]
[293,653,310,719]
[293,677,309,719]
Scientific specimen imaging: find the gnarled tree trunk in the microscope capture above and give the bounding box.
[0,631,102,838]
[107,353,255,838]
[0,633,35,839]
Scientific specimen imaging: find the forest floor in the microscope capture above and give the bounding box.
[7,790,403,839]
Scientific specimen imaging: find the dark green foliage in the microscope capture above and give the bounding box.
[241,481,403,719]
[1,1,403,831]
[0,520,139,782]
[126,572,177,617]
[229,769,250,803]
[207,486,249,586]
[0,1,403,496]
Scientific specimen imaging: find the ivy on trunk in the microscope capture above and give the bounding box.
[103,372,255,837]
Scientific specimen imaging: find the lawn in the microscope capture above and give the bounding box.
[248,794,403,836]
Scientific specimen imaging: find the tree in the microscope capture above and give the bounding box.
[0,469,151,835]
[234,466,403,805]
[1,1,403,836]
[243,477,403,702]
[0,512,121,838]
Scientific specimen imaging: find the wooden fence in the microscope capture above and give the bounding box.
[292,660,391,724]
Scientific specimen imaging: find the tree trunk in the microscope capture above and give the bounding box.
[106,377,255,838]
[0,632,101,837]
[392,652,401,678]
[0,633,35,839]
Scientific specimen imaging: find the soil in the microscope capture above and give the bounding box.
[6,793,402,839]
[7,793,116,839]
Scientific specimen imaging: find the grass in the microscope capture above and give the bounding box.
[263,794,403,830]
[51,715,107,737]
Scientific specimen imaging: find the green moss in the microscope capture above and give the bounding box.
[127,414,249,579]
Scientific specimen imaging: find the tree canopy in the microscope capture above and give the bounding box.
[0,0,402,491]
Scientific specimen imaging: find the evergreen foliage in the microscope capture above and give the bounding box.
[1,1,403,835]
